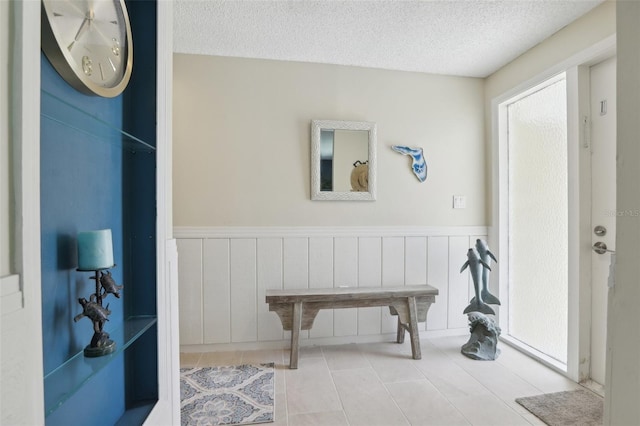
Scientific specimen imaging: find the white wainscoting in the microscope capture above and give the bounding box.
[175,226,488,350]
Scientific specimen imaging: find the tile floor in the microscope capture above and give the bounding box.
[180,335,586,425]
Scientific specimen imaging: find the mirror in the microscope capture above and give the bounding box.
[311,120,377,201]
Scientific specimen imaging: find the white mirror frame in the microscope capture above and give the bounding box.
[311,120,377,201]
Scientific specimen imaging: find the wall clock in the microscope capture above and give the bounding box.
[41,0,133,98]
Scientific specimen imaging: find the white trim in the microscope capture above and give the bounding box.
[492,35,616,107]
[1,1,45,424]
[180,328,468,353]
[145,1,179,425]
[496,72,572,374]
[566,64,595,384]
[490,94,509,330]
[501,335,568,376]
[566,65,584,382]
[491,35,617,382]
[0,274,21,315]
[174,225,489,239]
[501,72,567,106]
[0,274,20,296]
[19,0,44,394]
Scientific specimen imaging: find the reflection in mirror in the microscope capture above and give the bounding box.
[320,130,334,191]
[320,129,369,192]
[311,120,377,201]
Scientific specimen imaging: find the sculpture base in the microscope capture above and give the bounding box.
[461,312,501,361]
[84,340,116,357]
[461,342,501,361]
[84,332,116,357]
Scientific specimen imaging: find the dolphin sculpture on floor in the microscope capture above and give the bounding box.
[470,239,501,306]
[460,248,495,315]
[391,145,427,182]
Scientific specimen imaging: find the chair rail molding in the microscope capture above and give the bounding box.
[174,225,489,239]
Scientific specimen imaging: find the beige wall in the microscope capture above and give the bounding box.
[173,54,485,227]
[484,1,616,223]
[485,1,615,101]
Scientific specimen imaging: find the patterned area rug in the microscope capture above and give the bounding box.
[516,389,603,426]
[180,363,275,426]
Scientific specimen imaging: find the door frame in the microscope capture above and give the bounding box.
[0,1,45,424]
[587,55,617,388]
[490,35,616,382]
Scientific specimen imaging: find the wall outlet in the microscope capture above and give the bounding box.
[453,195,466,209]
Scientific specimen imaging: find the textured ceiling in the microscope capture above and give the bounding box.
[173,0,604,78]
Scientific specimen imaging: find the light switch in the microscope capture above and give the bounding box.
[453,195,466,209]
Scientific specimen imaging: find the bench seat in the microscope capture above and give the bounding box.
[265,285,438,368]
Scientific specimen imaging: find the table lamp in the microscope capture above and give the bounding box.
[74,229,123,357]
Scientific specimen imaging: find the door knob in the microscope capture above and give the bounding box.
[593,241,615,254]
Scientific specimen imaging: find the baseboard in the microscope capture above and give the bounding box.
[500,335,569,376]
[180,328,468,353]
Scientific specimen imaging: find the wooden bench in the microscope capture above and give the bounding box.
[265,285,438,369]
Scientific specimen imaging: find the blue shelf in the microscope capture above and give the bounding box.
[43,316,157,417]
[41,89,156,153]
[115,401,157,426]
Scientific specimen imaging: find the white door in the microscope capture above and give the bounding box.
[589,56,616,387]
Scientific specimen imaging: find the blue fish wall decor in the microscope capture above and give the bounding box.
[391,145,427,182]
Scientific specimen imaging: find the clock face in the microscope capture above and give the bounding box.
[41,0,133,97]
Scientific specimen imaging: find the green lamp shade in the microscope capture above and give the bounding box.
[77,229,114,270]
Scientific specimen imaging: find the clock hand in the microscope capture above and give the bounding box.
[74,17,89,39]
[68,9,95,51]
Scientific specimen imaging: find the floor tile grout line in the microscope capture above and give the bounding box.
[417,337,543,425]
[429,338,551,424]
[377,371,422,426]
[180,335,577,426]
[411,340,479,426]
[430,336,550,400]
[323,352,353,426]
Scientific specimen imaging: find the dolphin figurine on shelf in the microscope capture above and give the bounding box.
[472,239,501,306]
[460,248,495,315]
[391,145,427,182]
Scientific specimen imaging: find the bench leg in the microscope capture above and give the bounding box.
[396,317,405,343]
[407,296,422,360]
[289,301,303,369]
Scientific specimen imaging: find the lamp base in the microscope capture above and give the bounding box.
[84,340,116,357]
[83,332,116,357]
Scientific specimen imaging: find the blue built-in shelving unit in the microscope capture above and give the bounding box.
[40,1,159,424]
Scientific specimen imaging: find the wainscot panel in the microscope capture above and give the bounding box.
[175,226,489,349]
